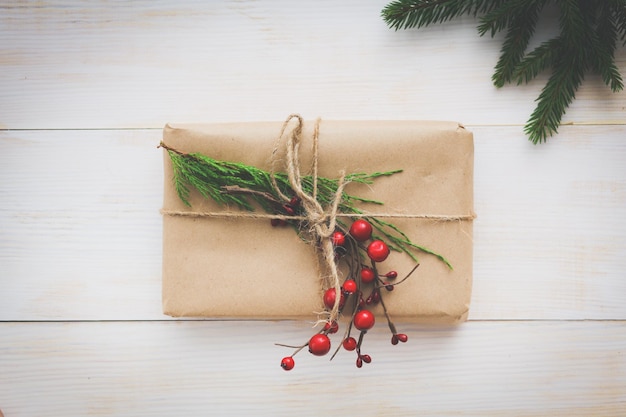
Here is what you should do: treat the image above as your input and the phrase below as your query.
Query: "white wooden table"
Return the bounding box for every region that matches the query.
[1,1,625,416]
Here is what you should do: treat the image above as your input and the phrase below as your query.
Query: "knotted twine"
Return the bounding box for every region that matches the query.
[160,115,477,324]
[269,114,348,325]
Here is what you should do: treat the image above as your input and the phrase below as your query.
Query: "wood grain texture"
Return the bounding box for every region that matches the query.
[1,125,625,321]
[0,321,625,417]
[1,1,625,415]
[0,0,624,129]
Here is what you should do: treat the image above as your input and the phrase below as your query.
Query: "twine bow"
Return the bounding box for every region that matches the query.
[270,114,348,325]
[160,115,477,324]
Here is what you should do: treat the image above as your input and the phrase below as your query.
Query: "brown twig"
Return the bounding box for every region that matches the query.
[220,185,286,209]
[158,141,186,155]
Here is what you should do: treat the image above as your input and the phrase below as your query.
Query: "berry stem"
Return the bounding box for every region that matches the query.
[377,263,420,289]
[356,330,366,354]
[221,185,286,208]
[375,280,397,335]
[275,342,309,357]
[275,326,328,358]
[278,218,421,368]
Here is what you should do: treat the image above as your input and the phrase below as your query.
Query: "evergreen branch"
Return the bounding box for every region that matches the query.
[513,38,560,85]
[477,0,541,37]
[520,0,590,143]
[368,216,453,268]
[382,0,626,143]
[482,1,545,87]
[611,1,626,45]
[559,0,587,46]
[381,0,504,30]
[524,43,587,144]
[593,4,624,92]
[161,142,452,268]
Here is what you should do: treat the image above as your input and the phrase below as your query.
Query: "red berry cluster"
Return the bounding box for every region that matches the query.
[279,218,414,371]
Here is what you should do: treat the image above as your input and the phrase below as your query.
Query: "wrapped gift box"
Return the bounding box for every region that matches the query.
[162,119,474,323]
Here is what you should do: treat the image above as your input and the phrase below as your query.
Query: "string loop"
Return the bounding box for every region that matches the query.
[270,114,347,324]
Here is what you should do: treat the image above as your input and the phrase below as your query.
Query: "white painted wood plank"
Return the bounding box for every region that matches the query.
[1,2,623,414]
[0,129,164,320]
[471,125,626,320]
[1,0,624,129]
[1,125,625,321]
[0,321,624,417]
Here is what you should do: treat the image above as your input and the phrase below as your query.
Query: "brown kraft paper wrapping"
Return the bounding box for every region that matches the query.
[161,119,474,323]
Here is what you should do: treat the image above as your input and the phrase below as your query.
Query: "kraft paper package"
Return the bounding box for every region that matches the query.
[161,118,474,323]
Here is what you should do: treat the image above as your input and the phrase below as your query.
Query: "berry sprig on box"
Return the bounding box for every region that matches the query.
[278,217,418,370]
[160,141,450,370]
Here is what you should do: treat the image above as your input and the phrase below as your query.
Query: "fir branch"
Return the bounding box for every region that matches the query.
[524,45,586,143]
[382,0,505,30]
[480,0,545,87]
[368,216,453,268]
[381,0,626,143]
[161,142,452,268]
[513,38,559,85]
[593,3,624,92]
[559,0,587,45]
[612,0,626,45]
[477,0,540,37]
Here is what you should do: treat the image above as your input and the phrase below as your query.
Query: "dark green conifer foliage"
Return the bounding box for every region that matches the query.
[160,142,452,267]
[382,0,626,143]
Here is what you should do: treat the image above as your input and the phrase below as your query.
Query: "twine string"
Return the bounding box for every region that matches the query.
[159,211,477,221]
[161,115,477,324]
[270,114,348,324]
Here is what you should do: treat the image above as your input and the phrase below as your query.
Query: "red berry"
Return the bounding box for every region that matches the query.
[397,333,408,343]
[356,357,363,368]
[360,267,375,284]
[384,282,394,291]
[342,337,357,351]
[323,288,345,310]
[353,310,376,331]
[323,320,339,334]
[367,240,390,262]
[391,335,399,345]
[289,196,300,207]
[280,356,295,371]
[331,231,346,246]
[349,219,373,242]
[271,218,287,227]
[384,271,398,279]
[283,204,295,215]
[343,279,357,294]
[366,289,380,305]
[360,354,372,364]
[308,334,331,356]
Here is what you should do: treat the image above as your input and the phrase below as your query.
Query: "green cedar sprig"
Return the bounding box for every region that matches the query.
[381,0,626,144]
[161,142,452,268]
